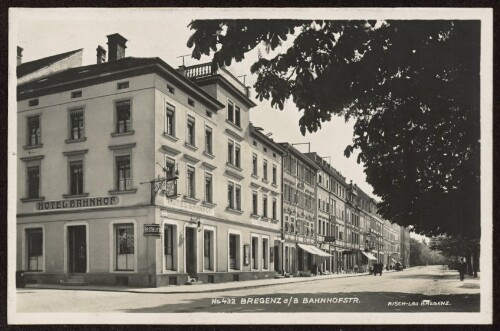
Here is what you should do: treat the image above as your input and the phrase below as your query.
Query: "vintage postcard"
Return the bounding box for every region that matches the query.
[7,7,493,325]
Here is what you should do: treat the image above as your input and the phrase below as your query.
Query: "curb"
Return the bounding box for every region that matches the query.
[24,271,387,295]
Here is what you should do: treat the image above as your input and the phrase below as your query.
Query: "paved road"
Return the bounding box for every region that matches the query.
[16,266,479,313]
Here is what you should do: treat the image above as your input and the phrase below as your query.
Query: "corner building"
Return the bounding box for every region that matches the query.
[16,34,281,287]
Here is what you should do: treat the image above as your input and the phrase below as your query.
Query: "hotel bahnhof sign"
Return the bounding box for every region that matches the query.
[35,196,120,212]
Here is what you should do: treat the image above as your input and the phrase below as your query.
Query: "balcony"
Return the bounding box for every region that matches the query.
[184,63,249,97]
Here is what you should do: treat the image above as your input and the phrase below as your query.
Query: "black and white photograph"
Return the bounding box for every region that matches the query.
[7,7,493,325]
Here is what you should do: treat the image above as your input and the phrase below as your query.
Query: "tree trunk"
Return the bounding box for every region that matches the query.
[465,253,473,276]
[472,245,479,277]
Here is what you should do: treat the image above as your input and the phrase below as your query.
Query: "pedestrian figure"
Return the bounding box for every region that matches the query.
[379,263,383,276]
[458,257,466,281]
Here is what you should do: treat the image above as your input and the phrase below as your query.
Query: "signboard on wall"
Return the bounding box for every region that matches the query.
[164,179,177,198]
[35,196,120,212]
[144,224,161,237]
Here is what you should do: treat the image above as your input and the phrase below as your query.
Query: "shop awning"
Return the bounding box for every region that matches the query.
[361,251,377,261]
[297,244,332,257]
[297,243,318,255]
[310,245,333,257]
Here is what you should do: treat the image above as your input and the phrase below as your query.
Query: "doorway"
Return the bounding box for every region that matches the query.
[185,227,197,274]
[68,225,86,273]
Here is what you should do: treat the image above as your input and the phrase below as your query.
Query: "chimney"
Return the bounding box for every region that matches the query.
[96,45,106,64]
[17,46,23,65]
[177,65,186,76]
[106,33,127,61]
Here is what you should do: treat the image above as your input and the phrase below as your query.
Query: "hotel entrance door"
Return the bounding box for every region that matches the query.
[68,225,86,273]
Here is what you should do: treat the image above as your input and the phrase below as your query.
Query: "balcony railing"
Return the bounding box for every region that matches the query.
[184,63,249,97]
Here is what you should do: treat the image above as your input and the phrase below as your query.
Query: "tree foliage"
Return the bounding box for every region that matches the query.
[187,20,480,238]
[429,235,479,258]
[410,238,446,266]
[429,235,480,276]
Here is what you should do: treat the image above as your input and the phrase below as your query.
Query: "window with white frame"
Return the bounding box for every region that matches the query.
[205,126,213,154]
[228,100,234,123]
[252,153,258,176]
[187,165,196,199]
[262,195,268,218]
[227,181,241,211]
[227,99,240,126]
[69,161,84,195]
[115,155,132,191]
[263,159,268,181]
[115,100,131,133]
[252,191,258,215]
[227,140,241,167]
[27,115,41,146]
[27,165,40,199]
[26,228,43,271]
[204,172,213,203]
[164,224,176,270]
[187,115,195,146]
[69,108,84,140]
[165,103,175,137]
[115,224,134,271]
[165,157,176,178]
[272,198,277,220]
[234,105,241,127]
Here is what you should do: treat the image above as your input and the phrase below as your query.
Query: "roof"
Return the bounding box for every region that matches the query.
[17,49,82,78]
[249,123,286,155]
[185,63,257,108]
[304,152,347,184]
[17,56,225,111]
[278,142,320,171]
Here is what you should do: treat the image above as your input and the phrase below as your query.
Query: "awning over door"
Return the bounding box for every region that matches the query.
[297,243,318,255]
[297,243,332,257]
[361,251,377,261]
[310,245,332,257]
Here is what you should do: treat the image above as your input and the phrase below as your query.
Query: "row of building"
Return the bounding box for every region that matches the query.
[16,33,410,287]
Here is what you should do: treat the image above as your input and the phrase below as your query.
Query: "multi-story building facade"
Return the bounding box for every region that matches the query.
[345,181,363,270]
[304,152,352,274]
[355,187,378,270]
[16,33,281,287]
[368,200,384,263]
[247,123,286,273]
[279,144,322,276]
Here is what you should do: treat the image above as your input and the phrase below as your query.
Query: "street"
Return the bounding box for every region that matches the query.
[16,266,479,313]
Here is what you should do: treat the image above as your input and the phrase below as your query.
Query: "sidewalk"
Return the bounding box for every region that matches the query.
[24,270,399,294]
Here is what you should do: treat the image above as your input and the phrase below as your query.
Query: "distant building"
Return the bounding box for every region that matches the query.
[304,152,349,274]
[400,226,411,268]
[279,143,320,276]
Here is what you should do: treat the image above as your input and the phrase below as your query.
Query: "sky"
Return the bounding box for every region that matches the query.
[13,8,375,198]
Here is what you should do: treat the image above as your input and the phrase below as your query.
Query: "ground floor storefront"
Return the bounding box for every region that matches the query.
[17,204,280,287]
[282,235,324,276]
